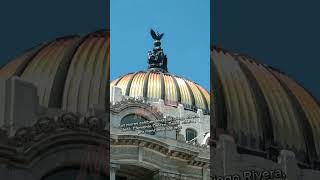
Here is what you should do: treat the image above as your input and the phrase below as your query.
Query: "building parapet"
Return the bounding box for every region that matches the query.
[211,134,320,180]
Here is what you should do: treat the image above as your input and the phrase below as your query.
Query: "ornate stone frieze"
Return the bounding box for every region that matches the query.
[111,134,209,168]
[110,97,164,118]
[0,112,109,164]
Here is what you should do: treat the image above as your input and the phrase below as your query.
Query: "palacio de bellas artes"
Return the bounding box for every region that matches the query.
[0,29,210,180]
[0,26,319,180]
[110,29,210,180]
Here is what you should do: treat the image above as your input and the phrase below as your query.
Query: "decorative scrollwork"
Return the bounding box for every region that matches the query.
[58,113,80,129]
[83,116,105,132]
[34,116,57,134]
[111,97,151,110]
[11,127,34,146]
[6,112,108,148]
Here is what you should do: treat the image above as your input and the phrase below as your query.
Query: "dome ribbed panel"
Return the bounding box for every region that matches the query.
[0,31,109,114]
[160,72,165,100]
[82,38,107,111]
[211,49,227,132]
[111,71,210,112]
[62,37,96,112]
[0,44,47,78]
[185,80,206,111]
[100,35,109,107]
[147,72,161,101]
[21,38,80,107]
[129,72,146,98]
[142,71,151,98]
[241,59,305,152]
[175,77,193,109]
[214,50,261,143]
[110,77,120,87]
[236,56,274,149]
[114,73,134,95]
[272,70,320,157]
[196,84,210,111]
[62,33,109,114]
[163,74,178,105]
[211,47,320,164]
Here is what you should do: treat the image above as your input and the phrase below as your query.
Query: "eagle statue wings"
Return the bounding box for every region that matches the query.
[150,29,164,41]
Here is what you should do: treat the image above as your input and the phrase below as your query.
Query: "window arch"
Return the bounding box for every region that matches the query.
[185,128,197,142]
[120,114,154,135]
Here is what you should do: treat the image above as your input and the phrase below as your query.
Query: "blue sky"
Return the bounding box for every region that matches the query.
[110,0,210,91]
[213,1,320,100]
[0,0,107,64]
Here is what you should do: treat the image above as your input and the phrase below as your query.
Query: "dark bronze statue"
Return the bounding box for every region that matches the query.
[150,29,164,41]
[148,29,168,72]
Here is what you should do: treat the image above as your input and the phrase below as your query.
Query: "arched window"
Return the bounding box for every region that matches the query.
[185,128,197,142]
[120,114,154,135]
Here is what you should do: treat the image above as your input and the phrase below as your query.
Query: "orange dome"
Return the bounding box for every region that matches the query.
[0,30,109,114]
[111,70,210,114]
[212,46,320,166]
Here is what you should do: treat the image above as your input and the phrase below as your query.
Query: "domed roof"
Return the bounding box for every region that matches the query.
[111,70,210,113]
[110,29,210,114]
[0,30,109,114]
[212,46,320,166]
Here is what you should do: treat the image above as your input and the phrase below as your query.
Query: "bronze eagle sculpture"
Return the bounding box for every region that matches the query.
[150,28,164,41]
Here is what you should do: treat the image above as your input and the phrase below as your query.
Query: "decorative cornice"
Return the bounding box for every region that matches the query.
[111,97,147,107]
[110,97,164,119]
[110,97,202,130]
[111,134,209,167]
[0,112,109,166]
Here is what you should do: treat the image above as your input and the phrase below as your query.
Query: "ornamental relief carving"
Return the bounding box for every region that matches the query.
[110,97,164,119]
[1,112,109,149]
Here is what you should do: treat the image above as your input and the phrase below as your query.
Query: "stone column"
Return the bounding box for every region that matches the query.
[278,150,300,180]
[178,104,184,118]
[1,77,41,136]
[202,167,209,180]
[110,163,120,180]
[197,109,203,122]
[158,99,165,113]
[211,134,239,177]
[111,86,123,105]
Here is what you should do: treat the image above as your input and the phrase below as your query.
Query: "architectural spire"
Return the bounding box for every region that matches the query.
[147,29,168,72]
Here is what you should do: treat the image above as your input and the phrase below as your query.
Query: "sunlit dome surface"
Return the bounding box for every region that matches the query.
[111,70,210,114]
[212,46,320,166]
[0,30,109,114]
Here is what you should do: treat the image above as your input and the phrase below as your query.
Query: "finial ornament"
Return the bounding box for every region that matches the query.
[148,28,168,72]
